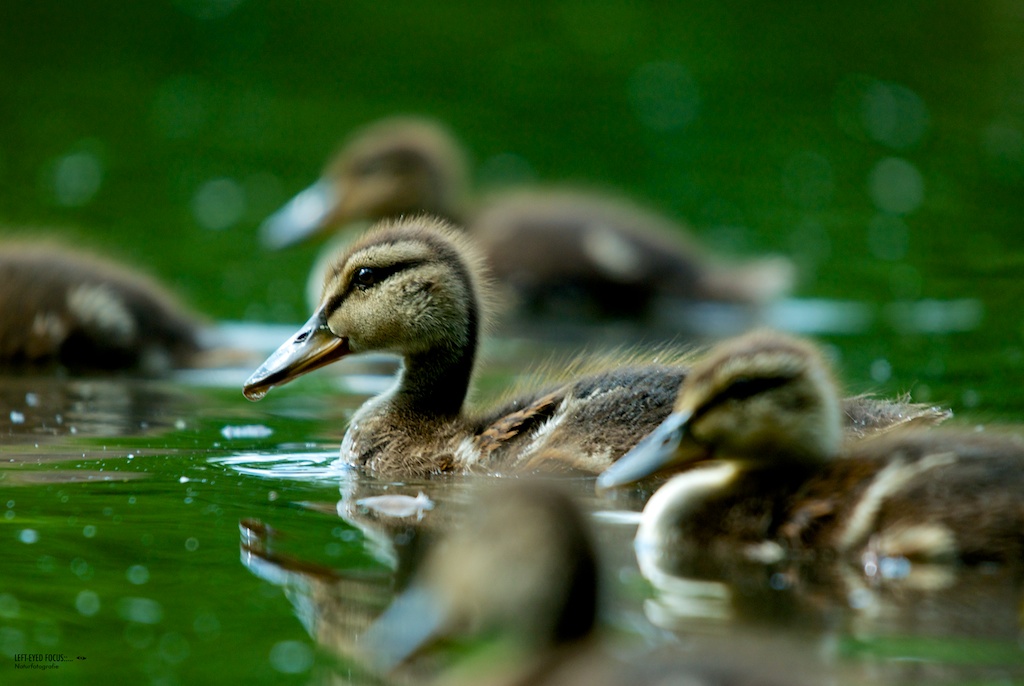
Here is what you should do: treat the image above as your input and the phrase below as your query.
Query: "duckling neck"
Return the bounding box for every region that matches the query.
[396,345,475,418]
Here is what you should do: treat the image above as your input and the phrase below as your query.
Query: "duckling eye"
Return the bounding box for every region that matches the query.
[354,267,378,288]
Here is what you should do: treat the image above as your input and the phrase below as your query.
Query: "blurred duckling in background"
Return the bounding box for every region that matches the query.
[244,217,945,479]
[597,330,1024,566]
[361,481,806,686]
[0,241,208,374]
[259,116,794,320]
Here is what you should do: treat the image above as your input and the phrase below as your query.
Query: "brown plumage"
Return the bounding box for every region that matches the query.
[259,116,794,319]
[0,241,206,373]
[244,218,946,479]
[360,481,807,686]
[599,329,1024,565]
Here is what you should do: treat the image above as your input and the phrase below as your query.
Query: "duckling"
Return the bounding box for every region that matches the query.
[0,241,207,374]
[597,329,1024,565]
[361,481,808,686]
[245,215,688,477]
[245,217,949,478]
[259,116,794,320]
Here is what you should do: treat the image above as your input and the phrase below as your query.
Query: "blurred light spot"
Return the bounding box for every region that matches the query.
[782,151,833,210]
[172,0,244,20]
[847,587,873,610]
[118,597,164,625]
[52,148,104,207]
[961,389,980,408]
[159,632,190,664]
[83,524,97,538]
[24,393,39,407]
[478,153,536,187]
[834,75,929,149]
[127,564,150,585]
[151,75,210,140]
[185,537,199,551]
[37,556,56,573]
[75,590,100,617]
[18,529,38,544]
[71,558,93,580]
[220,424,273,440]
[867,213,909,261]
[885,299,984,333]
[192,178,246,230]
[269,640,314,674]
[879,556,912,579]
[9,411,24,424]
[0,594,19,619]
[868,157,924,215]
[628,61,700,132]
[870,358,892,383]
[193,611,221,638]
[862,80,929,149]
[982,121,1024,184]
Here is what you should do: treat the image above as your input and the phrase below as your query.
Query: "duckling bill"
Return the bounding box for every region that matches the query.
[599,330,1024,565]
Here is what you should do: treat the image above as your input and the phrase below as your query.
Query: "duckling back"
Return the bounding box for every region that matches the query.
[792,426,1024,563]
[0,243,205,373]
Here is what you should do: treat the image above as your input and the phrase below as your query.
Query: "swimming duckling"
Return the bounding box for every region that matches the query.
[244,218,946,478]
[245,215,688,477]
[361,481,808,686]
[259,116,794,320]
[0,241,207,373]
[597,330,1024,565]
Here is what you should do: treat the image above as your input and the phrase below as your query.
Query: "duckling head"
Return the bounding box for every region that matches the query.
[361,481,599,673]
[260,117,469,249]
[597,330,843,489]
[244,216,489,407]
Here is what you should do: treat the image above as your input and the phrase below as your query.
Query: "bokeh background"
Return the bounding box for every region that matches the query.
[3,0,1024,409]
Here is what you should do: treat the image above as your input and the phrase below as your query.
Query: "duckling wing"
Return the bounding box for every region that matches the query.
[503,365,686,474]
[792,428,1024,563]
[841,393,951,439]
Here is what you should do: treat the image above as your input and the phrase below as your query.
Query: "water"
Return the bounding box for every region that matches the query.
[0,314,1023,684]
[3,0,1024,682]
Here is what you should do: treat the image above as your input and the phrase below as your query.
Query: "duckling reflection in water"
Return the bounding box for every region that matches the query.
[598,329,1024,566]
[362,481,806,686]
[0,241,209,374]
[243,217,947,478]
[259,116,794,320]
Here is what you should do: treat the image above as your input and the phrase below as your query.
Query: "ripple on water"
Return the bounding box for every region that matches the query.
[209,451,353,482]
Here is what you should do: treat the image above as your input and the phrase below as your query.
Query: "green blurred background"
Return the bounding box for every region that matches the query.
[3,0,1024,407]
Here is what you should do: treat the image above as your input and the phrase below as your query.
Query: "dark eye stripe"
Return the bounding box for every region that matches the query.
[322,259,422,314]
[690,375,795,422]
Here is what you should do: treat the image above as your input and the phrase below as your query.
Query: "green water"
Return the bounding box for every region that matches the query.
[3,1,1024,683]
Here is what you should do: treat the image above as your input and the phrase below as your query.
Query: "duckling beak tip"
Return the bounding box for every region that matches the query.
[241,313,350,401]
[259,179,340,249]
